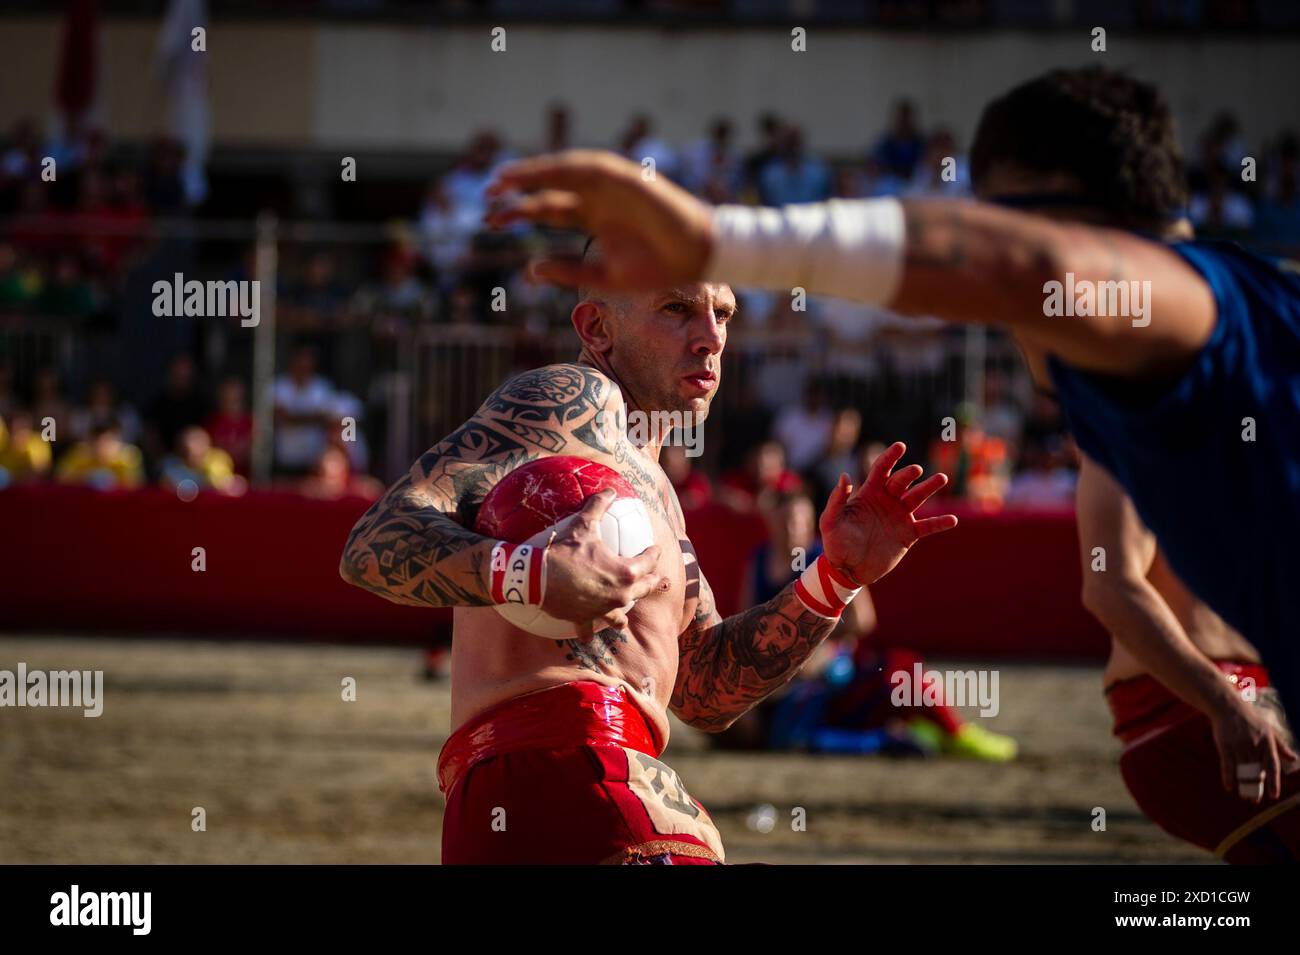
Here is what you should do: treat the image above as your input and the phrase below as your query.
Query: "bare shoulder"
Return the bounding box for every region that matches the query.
[479,362,627,456]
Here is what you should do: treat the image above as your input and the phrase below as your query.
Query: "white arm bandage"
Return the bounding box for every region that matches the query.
[704,198,906,305]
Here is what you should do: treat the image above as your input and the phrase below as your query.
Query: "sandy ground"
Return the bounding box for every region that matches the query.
[0,635,1209,864]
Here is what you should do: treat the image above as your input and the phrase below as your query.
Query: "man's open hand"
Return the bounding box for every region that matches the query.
[485,150,714,291]
[819,441,958,586]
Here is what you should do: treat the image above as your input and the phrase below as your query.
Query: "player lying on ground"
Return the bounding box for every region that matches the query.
[339,259,955,864]
[485,66,1300,717]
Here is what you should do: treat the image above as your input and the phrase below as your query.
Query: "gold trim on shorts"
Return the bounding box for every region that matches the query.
[1214,790,1300,857]
[599,839,724,865]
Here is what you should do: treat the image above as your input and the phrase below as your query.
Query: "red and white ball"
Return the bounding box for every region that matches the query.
[475,456,654,638]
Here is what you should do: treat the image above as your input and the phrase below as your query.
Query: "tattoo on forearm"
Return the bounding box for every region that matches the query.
[672,582,838,731]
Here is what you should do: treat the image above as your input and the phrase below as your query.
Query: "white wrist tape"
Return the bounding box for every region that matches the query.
[489,541,547,607]
[794,555,862,619]
[706,198,906,304]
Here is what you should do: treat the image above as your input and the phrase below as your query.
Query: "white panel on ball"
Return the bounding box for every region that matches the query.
[493,497,654,640]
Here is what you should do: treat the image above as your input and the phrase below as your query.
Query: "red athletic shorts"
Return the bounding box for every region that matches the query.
[1106,661,1300,863]
[437,681,726,864]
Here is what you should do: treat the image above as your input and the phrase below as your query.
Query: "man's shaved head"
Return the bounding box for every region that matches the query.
[570,236,734,431]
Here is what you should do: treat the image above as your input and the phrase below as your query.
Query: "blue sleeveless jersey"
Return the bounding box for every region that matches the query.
[1049,240,1300,714]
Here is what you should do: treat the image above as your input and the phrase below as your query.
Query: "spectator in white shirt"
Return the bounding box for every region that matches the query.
[773,380,834,474]
[272,345,336,476]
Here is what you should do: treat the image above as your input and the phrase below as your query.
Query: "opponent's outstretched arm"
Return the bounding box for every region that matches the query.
[487,151,1215,379]
[340,362,661,625]
[671,443,955,731]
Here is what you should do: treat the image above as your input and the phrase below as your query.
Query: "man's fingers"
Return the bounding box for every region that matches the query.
[597,609,629,632]
[529,257,605,288]
[619,544,662,581]
[821,474,850,523]
[885,463,924,497]
[1266,737,1283,801]
[901,472,949,510]
[867,441,906,489]
[488,150,622,196]
[913,514,959,539]
[485,190,586,230]
[576,488,618,525]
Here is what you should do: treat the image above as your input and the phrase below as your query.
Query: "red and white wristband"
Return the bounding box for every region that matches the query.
[488,541,547,606]
[794,555,862,619]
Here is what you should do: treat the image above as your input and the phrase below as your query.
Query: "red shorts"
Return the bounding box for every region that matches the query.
[1106,661,1300,863]
[437,681,726,864]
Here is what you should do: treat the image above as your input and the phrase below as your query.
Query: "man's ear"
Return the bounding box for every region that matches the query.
[572,300,614,354]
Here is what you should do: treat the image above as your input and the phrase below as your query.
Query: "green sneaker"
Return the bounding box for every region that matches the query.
[944,723,1018,762]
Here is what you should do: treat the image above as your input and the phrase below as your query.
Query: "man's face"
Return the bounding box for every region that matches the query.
[587,282,734,425]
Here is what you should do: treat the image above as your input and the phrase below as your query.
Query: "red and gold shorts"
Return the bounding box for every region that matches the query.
[1106,661,1300,863]
[437,681,726,865]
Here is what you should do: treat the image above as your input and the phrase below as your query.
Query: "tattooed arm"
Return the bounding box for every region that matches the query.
[671,443,957,731]
[671,572,839,732]
[339,362,631,608]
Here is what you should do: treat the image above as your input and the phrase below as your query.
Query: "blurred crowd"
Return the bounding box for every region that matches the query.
[0,346,383,500]
[1,99,1294,503]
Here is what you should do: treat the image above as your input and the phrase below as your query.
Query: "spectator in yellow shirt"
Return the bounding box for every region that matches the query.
[0,410,53,484]
[160,426,246,495]
[56,421,144,490]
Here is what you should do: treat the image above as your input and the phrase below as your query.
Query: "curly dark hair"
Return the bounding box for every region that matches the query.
[970,67,1188,229]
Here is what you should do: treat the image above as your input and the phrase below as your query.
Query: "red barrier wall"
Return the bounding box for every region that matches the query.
[0,486,1107,659]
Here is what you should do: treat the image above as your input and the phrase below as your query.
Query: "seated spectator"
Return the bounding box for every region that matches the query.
[55,420,143,489]
[273,345,335,476]
[329,390,371,475]
[144,353,209,467]
[71,378,142,446]
[758,126,831,205]
[927,402,1010,510]
[160,426,245,495]
[680,118,742,202]
[1189,163,1254,235]
[906,129,968,198]
[1257,132,1300,251]
[33,252,98,317]
[715,485,1017,761]
[418,184,474,295]
[718,439,802,511]
[835,156,906,199]
[353,245,433,320]
[0,365,14,420]
[297,443,384,501]
[0,118,41,187]
[619,114,679,182]
[872,99,925,179]
[773,380,834,474]
[0,409,52,485]
[812,407,862,504]
[31,366,71,435]
[661,443,712,511]
[0,242,40,309]
[282,251,349,320]
[1005,437,1079,508]
[204,377,254,475]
